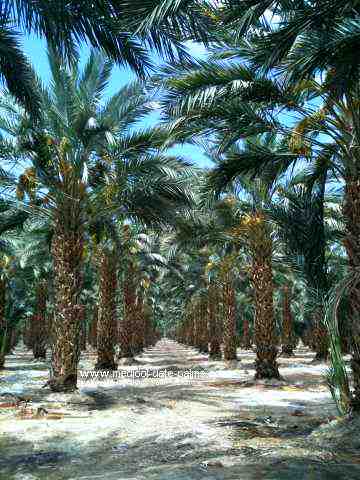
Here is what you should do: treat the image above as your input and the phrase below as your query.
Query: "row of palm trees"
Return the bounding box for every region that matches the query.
[0,50,197,391]
[0,1,360,416]
[152,0,360,413]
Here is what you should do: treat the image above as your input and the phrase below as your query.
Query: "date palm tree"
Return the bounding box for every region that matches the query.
[210,0,360,408]
[268,183,334,361]
[202,154,281,378]
[281,284,294,357]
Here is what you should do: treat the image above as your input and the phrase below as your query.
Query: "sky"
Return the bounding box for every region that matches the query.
[21,35,213,169]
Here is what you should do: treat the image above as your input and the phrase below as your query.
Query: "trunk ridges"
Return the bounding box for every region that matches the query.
[252,257,280,379]
[49,221,84,392]
[89,305,98,349]
[79,306,87,352]
[95,250,117,371]
[195,297,208,353]
[119,260,137,358]
[222,274,237,361]
[241,319,252,350]
[143,302,153,347]
[281,285,294,357]
[132,293,145,355]
[208,283,222,360]
[343,179,360,409]
[0,278,7,368]
[311,315,329,362]
[248,213,280,380]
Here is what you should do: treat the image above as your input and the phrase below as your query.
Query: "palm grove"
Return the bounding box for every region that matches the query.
[0,0,359,415]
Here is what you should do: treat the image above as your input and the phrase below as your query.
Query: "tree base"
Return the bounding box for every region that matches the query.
[47,374,78,393]
[254,359,280,380]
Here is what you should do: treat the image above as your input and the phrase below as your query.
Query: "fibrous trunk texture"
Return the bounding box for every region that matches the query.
[95,250,117,370]
[133,294,145,355]
[0,278,6,368]
[79,306,86,352]
[143,303,154,347]
[89,305,98,349]
[311,308,329,362]
[120,261,136,358]
[49,219,84,392]
[197,298,209,353]
[192,300,206,353]
[222,274,237,361]
[281,285,294,356]
[241,319,252,350]
[208,284,221,360]
[251,219,280,379]
[343,178,360,410]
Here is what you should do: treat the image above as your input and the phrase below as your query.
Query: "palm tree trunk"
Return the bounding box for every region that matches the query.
[193,304,202,350]
[143,303,153,347]
[198,298,209,353]
[252,252,280,379]
[311,308,329,361]
[119,262,136,359]
[49,219,84,392]
[23,317,32,350]
[32,280,48,360]
[208,284,221,360]
[281,285,294,357]
[186,310,195,347]
[343,177,360,410]
[95,250,117,370]
[241,319,252,350]
[133,294,145,354]
[0,278,7,368]
[79,306,87,352]
[193,299,207,353]
[89,305,98,349]
[222,274,237,361]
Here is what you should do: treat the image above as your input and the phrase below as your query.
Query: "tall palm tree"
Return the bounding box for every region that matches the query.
[0,51,196,391]
[208,0,360,407]
[237,209,279,378]
[203,161,281,378]
[268,183,334,361]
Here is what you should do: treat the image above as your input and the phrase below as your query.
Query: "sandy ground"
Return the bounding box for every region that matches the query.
[1,339,360,480]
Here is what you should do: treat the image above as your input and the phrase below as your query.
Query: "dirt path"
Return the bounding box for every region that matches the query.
[1,340,360,479]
